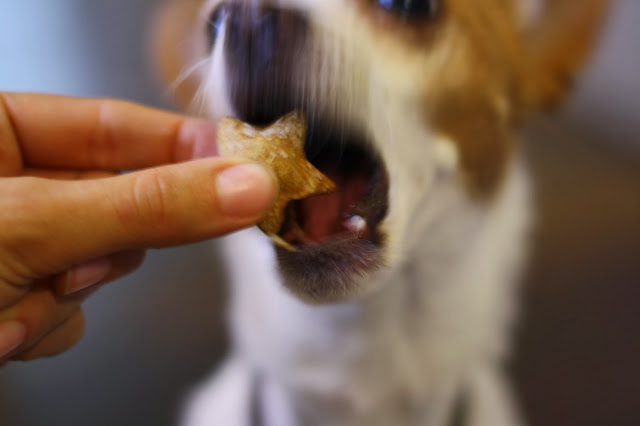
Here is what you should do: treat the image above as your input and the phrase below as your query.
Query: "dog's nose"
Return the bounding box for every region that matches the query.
[209,3,309,125]
[226,4,308,70]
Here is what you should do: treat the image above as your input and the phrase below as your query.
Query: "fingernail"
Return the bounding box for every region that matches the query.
[64,257,111,295]
[216,163,277,218]
[177,120,218,161]
[0,321,27,359]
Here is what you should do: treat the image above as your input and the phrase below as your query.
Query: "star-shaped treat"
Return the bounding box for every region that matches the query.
[217,112,336,248]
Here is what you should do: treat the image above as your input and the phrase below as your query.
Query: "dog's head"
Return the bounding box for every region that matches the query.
[153,0,609,303]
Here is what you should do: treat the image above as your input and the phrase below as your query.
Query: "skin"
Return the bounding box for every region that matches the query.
[0,93,278,363]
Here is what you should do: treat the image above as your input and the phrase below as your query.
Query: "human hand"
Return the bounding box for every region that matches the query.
[0,93,277,363]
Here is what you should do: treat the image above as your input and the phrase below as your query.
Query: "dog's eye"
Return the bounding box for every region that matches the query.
[206,5,227,50]
[375,0,439,20]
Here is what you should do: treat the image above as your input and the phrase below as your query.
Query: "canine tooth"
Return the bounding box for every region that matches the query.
[345,215,367,233]
[268,234,297,252]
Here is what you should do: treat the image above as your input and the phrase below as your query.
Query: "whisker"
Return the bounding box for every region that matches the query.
[189,82,209,117]
[166,58,211,100]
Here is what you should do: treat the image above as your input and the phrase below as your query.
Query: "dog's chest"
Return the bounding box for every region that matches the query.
[221,234,473,426]
[219,160,530,426]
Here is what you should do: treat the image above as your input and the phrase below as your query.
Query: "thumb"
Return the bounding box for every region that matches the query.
[0,158,277,281]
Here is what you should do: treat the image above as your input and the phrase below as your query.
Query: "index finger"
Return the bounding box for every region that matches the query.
[0,92,217,171]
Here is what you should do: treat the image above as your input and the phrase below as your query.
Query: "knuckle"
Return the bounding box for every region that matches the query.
[114,170,177,236]
[87,100,122,168]
[0,179,53,284]
[22,289,59,332]
[12,299,85,361]
[0,279,28,310]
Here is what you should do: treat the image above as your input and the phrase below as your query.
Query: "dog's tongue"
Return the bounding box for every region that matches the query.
[299,172,370,241]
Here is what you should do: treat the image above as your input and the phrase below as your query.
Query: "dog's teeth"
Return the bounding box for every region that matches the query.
[345,215,367,233]
[269,234,297,252]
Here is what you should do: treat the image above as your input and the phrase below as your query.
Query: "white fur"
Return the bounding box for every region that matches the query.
[185,160,530,426]
[184,1,532,425]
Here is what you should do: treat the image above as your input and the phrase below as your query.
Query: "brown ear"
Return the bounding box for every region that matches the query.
[149,0,204,109]
[520,0,612,109]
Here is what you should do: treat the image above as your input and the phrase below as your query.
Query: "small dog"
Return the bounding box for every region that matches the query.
[153,1,609,425]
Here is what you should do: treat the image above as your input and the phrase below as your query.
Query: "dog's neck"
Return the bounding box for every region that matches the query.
[222,160,529,425]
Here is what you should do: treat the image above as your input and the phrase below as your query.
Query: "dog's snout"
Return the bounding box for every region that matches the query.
[209,3,309,125]
[226,5,305,68]
[206,4,227,50]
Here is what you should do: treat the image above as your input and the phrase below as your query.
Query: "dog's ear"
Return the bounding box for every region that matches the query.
[150,0,204,109]
[515,0,612,109]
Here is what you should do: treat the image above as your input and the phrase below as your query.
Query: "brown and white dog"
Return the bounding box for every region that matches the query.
[153,1,609,425]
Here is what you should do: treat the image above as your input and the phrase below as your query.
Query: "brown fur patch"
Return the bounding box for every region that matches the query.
[429,91,514,198]
[424,1,523,198]
[353,0,609,198]
[354,0,444,45]
[520,0,612,108]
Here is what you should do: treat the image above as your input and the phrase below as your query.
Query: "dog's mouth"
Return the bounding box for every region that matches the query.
[245,112,389,249]
[281,119,388,248]
[237,108,389,299]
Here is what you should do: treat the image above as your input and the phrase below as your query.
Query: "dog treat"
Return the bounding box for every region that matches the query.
[217,112,336,249]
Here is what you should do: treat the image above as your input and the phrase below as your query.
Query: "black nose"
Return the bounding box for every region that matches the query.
[210,3,309,125]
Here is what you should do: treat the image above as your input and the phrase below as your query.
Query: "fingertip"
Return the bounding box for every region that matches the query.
[0,321,27,360]
[14,310,86,361]
[176,119,218,161]
[215,162,279,220]
[57,257,111,296]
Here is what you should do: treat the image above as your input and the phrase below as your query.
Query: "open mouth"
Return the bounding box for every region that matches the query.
[232,87,389,252]
[237,108,389,299]
[244,112,389,251]
[280,118,388,249]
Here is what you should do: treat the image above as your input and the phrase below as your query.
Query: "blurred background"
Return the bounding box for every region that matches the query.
[0,1,638,425]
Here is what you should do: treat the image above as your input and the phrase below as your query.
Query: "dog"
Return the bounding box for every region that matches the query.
[152,1,610,425]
